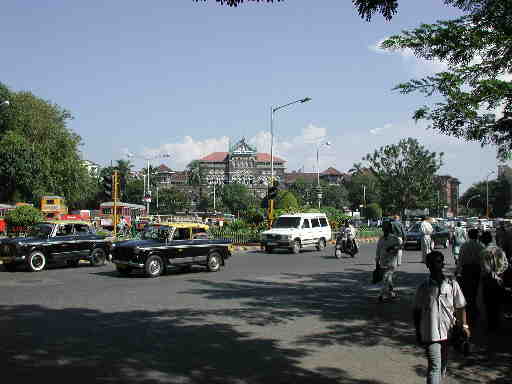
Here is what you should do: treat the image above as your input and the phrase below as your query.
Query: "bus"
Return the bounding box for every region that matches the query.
[40,195,68,219]
[99,202,146,229]
[0,203,15,235]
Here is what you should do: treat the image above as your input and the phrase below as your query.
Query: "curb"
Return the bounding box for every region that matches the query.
[231,237,380,252]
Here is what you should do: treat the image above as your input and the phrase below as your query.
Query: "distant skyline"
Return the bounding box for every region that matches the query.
[2,1,509,193]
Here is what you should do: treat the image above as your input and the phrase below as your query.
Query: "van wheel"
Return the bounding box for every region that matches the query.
[291,240,301,254]
[27,251,46,272]
[316,238,326,251]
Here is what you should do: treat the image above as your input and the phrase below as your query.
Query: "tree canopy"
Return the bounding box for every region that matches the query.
[363,138,443,214]
[0,83,95,206]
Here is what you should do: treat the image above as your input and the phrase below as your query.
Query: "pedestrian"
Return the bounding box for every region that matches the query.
[456,228,484,320]
[375,221,402,302]
[391,214,406,266]
[414,250,470,384]
[479,231,509,332]
[452,222,467,265]
[420,217,434,263]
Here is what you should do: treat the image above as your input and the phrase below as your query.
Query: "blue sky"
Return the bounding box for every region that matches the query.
[2,0,509,193]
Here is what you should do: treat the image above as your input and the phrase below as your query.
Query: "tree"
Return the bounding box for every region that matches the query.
[345,165,381,210]
[461,175,511,217]
[186,160,203,186]
[5,205,43,229]
[287,178,314,206]
[219,183,256,214]
[365,202,382,219]
[276,190,299,211]
[0,83,96,205]
[321,184,349,210]
[376,1,512,160]
[363,138,444,214]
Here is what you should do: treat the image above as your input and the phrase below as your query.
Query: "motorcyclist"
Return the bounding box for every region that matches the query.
[343,220,358,253]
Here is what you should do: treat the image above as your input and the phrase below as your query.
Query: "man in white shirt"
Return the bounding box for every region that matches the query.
[414,251,469,383]
[420,217,434,263]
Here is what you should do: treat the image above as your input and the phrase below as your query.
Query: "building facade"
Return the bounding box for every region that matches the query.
[434,175,461,217]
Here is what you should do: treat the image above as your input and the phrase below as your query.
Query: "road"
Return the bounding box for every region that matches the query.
[1,243,510,383]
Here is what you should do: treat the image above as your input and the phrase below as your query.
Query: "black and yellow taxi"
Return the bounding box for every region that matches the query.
[0,220,111,272]
[112,221,234,277]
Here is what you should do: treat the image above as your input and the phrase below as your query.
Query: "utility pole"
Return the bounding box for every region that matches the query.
[113,170,118,239]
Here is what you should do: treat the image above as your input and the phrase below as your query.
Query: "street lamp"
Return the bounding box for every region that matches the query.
[316,141,331,208]
[126,152,171,215]
[270,97,311,182]
[466,194,480,211]
[486,170,495,217]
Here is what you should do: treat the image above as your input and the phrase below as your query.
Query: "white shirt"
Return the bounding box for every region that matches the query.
[420,221,433,237]
[414,277,466,343]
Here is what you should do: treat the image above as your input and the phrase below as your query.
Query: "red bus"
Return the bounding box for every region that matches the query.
[99,202,146,229]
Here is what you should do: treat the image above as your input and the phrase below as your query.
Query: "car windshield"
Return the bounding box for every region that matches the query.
[28,223,54,238]
[272,217,301,228]
[141,225,172,241]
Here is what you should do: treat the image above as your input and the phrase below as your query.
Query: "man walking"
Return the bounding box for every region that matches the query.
[376,221,402,302]
[391,215,406,266]
[452,222,467,265]
[414,251,470,383]
[420,217,434,263]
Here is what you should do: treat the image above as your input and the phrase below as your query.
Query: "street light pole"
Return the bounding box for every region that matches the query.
[316,141,331,208]
[466,194,480,212]
[486,170,495,217]
[270,97,311,182]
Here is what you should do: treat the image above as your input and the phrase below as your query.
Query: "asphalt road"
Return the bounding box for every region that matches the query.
[1,243,510,383]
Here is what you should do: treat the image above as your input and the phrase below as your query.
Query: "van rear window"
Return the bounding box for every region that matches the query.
[319,218,328,227]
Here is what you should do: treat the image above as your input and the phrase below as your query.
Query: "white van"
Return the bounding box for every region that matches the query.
[260,213,332,254]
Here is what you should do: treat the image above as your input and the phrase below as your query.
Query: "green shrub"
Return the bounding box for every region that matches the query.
[5,205,43,228]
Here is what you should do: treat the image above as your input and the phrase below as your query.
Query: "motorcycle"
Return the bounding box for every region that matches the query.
[335,229,358,258]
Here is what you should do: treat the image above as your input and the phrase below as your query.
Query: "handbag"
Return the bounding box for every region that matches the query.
[372,263,384,284]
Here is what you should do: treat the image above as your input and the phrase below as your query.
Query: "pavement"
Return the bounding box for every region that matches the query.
[1,242,511,383]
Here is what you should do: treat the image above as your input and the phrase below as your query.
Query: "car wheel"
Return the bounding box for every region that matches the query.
[145,255,164,278]
[90,248,107,266]
[27,251,46,272]
[4,263,17,272]
[291,240,301,254]
[207,252,221,272]
[264,246,273,254]
[316,238,326,251]
[116,264,132,276]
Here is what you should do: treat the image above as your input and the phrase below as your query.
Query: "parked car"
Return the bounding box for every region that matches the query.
[111,222,232,277]
[404,222,451,250]
[0,220,111,272]
[260,213,332,254]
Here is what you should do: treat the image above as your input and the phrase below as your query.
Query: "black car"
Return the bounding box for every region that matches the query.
[404,222,451,250]
[0,220,111,272]
[112,223,233,277]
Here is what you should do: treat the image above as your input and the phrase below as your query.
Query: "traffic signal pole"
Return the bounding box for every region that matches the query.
[113,171,118,239]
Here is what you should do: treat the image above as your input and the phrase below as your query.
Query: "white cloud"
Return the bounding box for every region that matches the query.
[138,120,501,194]
[370,123,392,135]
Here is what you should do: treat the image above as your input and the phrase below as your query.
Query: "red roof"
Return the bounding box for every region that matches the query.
[200,152,285,163]
[200,152,229,162]
[157,164,173,172]
[321,167,343,176]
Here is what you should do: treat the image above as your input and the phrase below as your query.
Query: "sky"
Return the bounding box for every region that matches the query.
[2,0,510,193]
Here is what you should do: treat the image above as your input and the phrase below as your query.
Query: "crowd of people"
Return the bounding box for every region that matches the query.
[374,216,512,383]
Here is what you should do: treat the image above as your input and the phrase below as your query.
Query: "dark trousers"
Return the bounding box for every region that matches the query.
[460,265,481,317]
[482,275,505,331]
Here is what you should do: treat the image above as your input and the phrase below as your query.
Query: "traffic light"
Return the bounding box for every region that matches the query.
[102,174,113,200]
[268,185,278,200]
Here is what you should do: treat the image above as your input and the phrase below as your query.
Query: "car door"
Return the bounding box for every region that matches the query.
[49,223,76,262]
[301,218,315,246]
[310,218,322,245]
[73,223,94,258]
